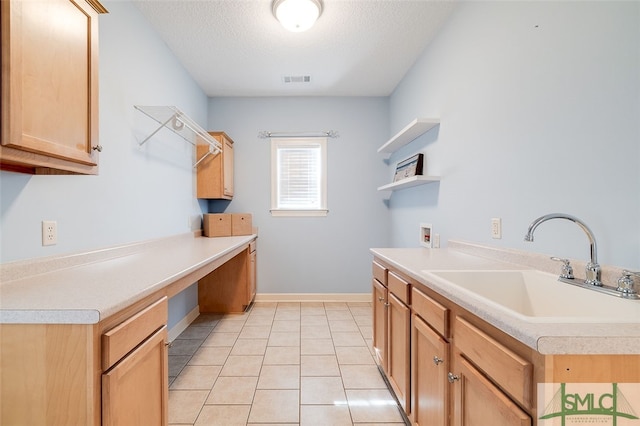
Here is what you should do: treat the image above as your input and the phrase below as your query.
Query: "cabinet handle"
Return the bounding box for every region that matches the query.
[384,302,390,307]
[165,341,172,348]
[378,296,385,302]
[447,372,460,383]
[92,145,103,152]
[433,356,444,365]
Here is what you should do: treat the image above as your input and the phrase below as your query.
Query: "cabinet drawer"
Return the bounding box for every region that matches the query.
[412,287,449,338]
[102,297,168,370]
[372,261,388,286]
[388,271,410,305]
[454,317,532,409]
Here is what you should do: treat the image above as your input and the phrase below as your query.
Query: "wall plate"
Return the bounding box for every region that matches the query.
[420,223,433,248]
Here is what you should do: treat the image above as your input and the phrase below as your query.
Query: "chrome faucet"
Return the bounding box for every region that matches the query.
[524,213,602,286]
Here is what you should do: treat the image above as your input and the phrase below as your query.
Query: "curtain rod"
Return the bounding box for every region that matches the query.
[258,130,339,139]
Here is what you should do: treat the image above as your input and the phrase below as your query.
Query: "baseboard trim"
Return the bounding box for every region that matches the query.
[168,305,200,342]
[254,293,371,303]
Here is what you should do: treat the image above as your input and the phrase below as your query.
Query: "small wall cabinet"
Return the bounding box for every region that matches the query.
[0,0,107,174]
[197,132,234,199]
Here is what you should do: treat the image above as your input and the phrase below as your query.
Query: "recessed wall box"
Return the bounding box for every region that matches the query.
[420,223,433,248]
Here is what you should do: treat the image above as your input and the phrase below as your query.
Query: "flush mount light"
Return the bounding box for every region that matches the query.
[273,0,323,32]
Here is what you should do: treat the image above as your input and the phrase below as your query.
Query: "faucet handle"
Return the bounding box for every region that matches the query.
[551,257,574,279]
[617,270,639,297]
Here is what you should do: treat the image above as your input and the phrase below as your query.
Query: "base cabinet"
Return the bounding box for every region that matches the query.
[451,355,531,426]
[372,257,640,426]
[412,314,449,426]
[0,296,168,426]
[102,327,168,426]
[387,291,411,413]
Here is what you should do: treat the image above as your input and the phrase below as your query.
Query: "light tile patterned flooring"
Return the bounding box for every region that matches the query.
[168,301,407,425]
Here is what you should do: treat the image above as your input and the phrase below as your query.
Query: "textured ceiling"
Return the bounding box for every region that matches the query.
[132,0,456,97]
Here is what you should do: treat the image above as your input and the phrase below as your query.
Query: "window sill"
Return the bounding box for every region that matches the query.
[270,209,328,217]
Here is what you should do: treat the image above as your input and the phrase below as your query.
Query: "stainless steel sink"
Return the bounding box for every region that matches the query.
[421,269,640,323]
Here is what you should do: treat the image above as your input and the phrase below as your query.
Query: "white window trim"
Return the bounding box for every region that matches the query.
[270,137,328,217]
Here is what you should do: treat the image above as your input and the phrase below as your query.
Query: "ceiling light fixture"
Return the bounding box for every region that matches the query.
[272,0,323,32]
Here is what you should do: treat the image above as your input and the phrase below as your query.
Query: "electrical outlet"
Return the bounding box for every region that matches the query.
[491,217,502,239]
[42,220,57,246]
[433,233,441,248]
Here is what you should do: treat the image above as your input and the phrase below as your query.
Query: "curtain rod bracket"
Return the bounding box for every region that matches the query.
[258,130,339,139]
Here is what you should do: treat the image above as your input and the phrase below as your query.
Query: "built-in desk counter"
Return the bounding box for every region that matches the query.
[0,232,256,324]
[0,232,256,425]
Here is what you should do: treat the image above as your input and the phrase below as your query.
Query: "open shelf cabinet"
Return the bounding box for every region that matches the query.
[377,118,439,159]
[377,175,441,192]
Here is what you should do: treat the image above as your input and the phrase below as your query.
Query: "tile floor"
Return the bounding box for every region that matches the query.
[168,301,407,425]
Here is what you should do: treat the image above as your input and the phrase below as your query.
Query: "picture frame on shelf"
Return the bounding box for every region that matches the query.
[393,153,424,182]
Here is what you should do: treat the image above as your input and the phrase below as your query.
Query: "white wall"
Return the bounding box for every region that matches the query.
[208,97,390,294]
[388,1,640,269]
[0,0,205,326]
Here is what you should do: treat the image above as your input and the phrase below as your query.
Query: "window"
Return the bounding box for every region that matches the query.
[271,137,327,216]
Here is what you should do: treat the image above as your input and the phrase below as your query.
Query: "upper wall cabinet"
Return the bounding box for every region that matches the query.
[0,0,107,175]
[378,118,441,193]
[197,132,234,200]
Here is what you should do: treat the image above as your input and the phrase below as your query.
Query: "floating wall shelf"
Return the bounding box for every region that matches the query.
[134,105,221,168]
[377,118,440,159]
[377,175,441,192]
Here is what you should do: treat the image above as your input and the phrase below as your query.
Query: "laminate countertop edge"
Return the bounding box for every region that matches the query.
[0,233,257,324]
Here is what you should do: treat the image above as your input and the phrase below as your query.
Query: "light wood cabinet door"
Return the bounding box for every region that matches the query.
[1,0,106,174]
[102,326,169,426]
[197,132,234,199]
[451,355,531,426]
[412,314,449,426]
[372,278,388,370]
[387,292,411,413]
[223,136,234,197]
[247,244,257,305]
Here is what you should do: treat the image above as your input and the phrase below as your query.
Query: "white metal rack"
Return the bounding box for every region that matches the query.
[134,105,221,168]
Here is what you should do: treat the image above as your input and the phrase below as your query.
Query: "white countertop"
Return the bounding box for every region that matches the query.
[370,245,640,355]
[0,233,256,324]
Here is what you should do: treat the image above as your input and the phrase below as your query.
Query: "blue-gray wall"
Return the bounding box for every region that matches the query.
[207,97,390,294]
[0,0,204,328]
[388,1,640,269]
[1,1,638,330]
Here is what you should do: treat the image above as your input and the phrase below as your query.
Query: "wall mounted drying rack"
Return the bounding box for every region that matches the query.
[134,105,221,168]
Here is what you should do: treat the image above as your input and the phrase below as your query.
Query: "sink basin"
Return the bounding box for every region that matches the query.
[421,269,640,323]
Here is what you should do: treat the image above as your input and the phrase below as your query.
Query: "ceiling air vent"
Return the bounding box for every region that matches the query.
[283,75,311,84]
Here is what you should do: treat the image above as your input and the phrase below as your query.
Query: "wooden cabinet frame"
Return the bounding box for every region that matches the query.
[1,0,107,174]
